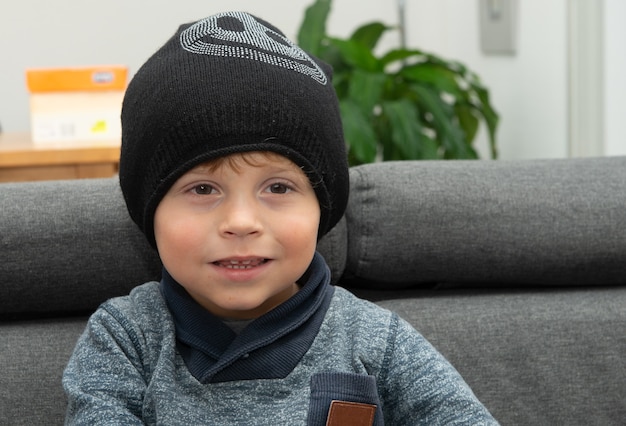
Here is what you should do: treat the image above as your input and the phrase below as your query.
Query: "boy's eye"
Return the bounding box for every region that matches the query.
[192,184,215,195]
[268,183,290,194]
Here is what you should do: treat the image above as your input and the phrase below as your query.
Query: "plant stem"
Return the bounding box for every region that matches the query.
[397,0,407,49]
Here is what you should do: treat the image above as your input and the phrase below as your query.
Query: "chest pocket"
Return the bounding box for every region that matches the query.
[307,372,384,426]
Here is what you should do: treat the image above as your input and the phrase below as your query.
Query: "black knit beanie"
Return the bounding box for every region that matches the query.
[119,11,349,248]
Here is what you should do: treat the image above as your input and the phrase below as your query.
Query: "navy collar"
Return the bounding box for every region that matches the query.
[160,251,335,383]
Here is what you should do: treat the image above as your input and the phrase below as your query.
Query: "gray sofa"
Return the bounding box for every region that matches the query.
[1,157,625,425]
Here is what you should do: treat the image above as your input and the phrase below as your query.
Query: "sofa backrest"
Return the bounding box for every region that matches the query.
[343,156,626,288]
[0,178,161,317]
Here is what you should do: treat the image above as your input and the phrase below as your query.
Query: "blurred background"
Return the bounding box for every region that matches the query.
[1,0,624,160]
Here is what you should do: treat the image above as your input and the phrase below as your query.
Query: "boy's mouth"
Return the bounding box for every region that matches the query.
[213,258,269,270]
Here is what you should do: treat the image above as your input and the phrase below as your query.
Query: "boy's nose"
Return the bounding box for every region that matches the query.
[218,197,262,238]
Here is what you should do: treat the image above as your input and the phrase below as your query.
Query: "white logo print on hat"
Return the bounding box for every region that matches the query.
[180,11,327,85]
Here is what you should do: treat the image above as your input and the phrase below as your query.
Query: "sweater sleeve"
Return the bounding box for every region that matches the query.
[378,314,499,425]
[62,303,149,425]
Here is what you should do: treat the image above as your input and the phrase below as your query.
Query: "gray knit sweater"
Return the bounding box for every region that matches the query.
[63,282,498,425]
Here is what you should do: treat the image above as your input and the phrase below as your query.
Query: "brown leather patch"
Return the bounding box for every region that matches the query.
[326,400,377,426]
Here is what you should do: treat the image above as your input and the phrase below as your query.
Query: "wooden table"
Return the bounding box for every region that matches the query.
[0,132,120,182]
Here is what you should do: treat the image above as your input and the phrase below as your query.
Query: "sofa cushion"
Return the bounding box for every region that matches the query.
[353,286,626,425]
[0,317,86,425]
[0,178,346,317]
[344,157,626,288]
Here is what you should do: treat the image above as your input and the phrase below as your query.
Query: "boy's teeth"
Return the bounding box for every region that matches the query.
[216,259,266,269]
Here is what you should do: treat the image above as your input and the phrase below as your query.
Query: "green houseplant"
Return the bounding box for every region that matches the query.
[297,0,499,165]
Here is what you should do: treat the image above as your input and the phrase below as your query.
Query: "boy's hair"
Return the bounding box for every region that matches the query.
[119,11,349,248]
[193,151,304,175]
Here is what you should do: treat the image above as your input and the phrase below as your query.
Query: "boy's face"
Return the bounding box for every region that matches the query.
[154,152,320,320]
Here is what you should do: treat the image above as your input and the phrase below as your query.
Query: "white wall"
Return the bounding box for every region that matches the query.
[604,0,626,156]
[0,0,622,159]
[403,0,569,160]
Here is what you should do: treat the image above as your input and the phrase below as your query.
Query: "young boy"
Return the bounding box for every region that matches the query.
[63,11,498,425]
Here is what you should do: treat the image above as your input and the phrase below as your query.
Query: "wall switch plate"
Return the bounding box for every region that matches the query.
[480,0,518,55]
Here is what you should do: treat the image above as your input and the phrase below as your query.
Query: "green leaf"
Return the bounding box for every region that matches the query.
[347,69,387,115]
[411,84,475,158]
[419,133,441,159]
[455,103,480,144]
[401,63,462,98]
[380,99,423,159]
[297,0,332,56]
[470,83,500,158]
[328,37,381,72]
[379,48,424,68]
[350,22,389,51]
[340,100,378,164]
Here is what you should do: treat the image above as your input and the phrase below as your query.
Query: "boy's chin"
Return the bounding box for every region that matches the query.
[207,286,300,320]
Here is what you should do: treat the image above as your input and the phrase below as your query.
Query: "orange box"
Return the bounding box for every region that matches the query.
[25,66,128,145]
[25,66,127,93]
